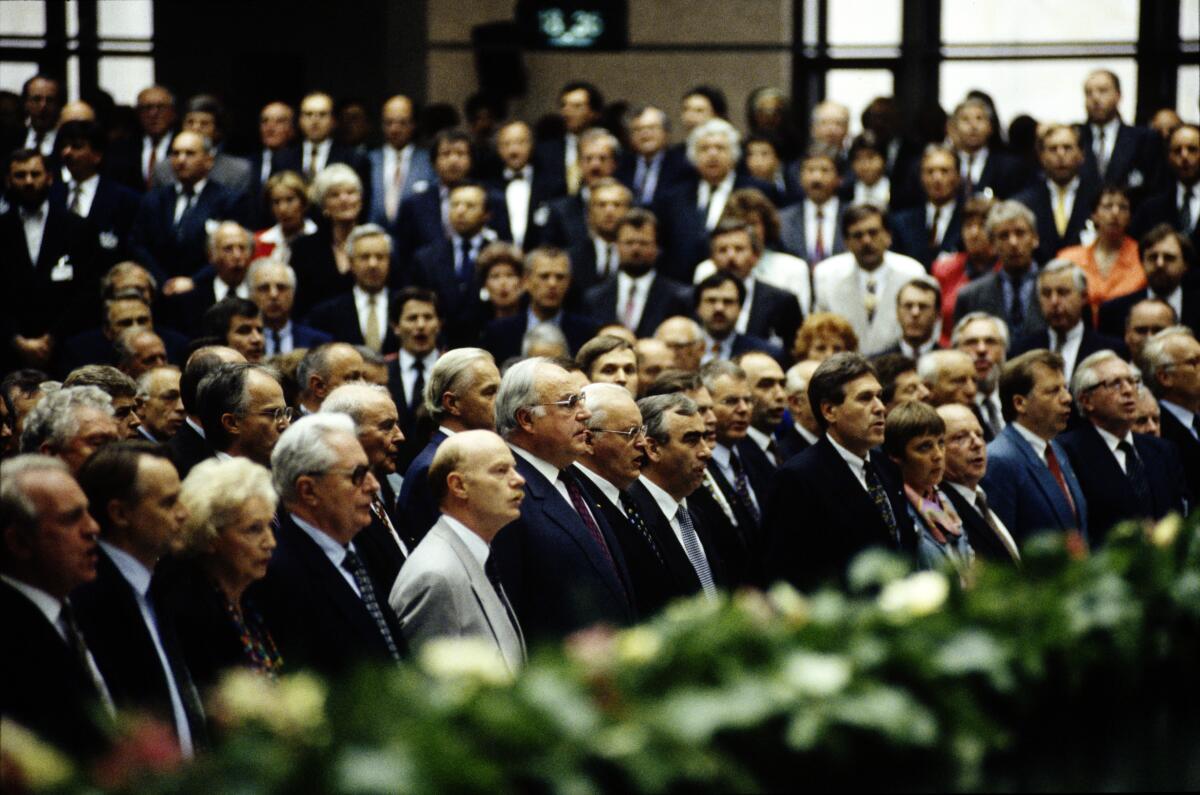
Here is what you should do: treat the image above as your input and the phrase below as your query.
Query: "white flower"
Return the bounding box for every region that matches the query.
[767,582,811,625]
[1151,513,1182,548]
[878,571,949,619]
[0,719,73,789]
[210,670,327,735]
[616,627,662,664]
[419,636,514,685]
[782,652,852,697]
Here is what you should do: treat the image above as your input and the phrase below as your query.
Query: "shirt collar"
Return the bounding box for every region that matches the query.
[575,463,623,507]
[1092,423,1134,454]
[98,540,153,597]
[20,199,48,220]
[186,416,206,439]
[944,480,980,506]
[745,426,773,454]
[1012,421,1050,459]
[437,425,458,438]
[794,422,819,444]
[0,574,63,629]
[509,443,563,488]
[180,178,207,196]
[826,433,867,479]
[1160,399,1195,428]
[441,513,490,568]
[289,512,350,567]
[638,473,684,521]
[710,441,735,471]
[399,348,438,371]
[527,306,562,329]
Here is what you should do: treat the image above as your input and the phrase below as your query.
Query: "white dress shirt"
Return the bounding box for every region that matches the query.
[944,481,1021,561]
[442,513,491,568]
[1091,118,1121,171]
[24,125,56,157]
[303,139,333,176]
[174,178,207,224]
[1048,321,1085,380]
[697,172,736,231]
[701,332,734,364]
[745,426,774,457]
[592,235,618,279]
[213,277,250,304]
[66,173,100,218]
[926,200,957,247]
[142,134,172,183]
[639,475,716,597]
[383,143,414,219]
[98,541,194,758]
[504,165,533,248]
[1012,421,1050,460]
[826,433,869,490]
[20,200,48,265]
[353,285,389,343]
[257,218,317,264]
[961,147,988,187]
[397,349,439,409]
[1093,424,1137,474]
[575,463,626,518]
[1046,176,1081,228]
[804,198,840,260]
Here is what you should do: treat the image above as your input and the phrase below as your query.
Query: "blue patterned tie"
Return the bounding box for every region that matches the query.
[729,450,761,523]
[863,461,901,545]
[676,505,717,597]
[620,491,665,566]
[342,547,401,661]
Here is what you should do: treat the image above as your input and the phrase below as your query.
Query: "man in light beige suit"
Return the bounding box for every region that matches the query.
[388,430,527,673]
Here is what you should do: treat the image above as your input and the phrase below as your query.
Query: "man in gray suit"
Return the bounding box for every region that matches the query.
[388,430,527,674]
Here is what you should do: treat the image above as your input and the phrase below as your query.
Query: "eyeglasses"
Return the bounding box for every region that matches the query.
[1085,375,1139,392]
[591,425,647,440]
[314,464,371,487]
[538,393,586,411]
[251,407,293,424]
[1165,355,1200,370]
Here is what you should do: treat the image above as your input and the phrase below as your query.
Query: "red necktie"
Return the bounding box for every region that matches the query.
[1044,445,1077,522]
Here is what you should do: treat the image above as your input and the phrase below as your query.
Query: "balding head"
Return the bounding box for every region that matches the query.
[428,430,524,541]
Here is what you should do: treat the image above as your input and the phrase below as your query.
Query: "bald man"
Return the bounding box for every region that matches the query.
[369,95,436,227]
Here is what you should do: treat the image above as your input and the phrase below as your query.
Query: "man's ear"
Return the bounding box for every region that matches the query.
[446,470,468,501]
[819,400,838,428]
[220,411,239,437]
[643,436,663,464]
[515,406,536,434]
[441,391,460,418]
[295,475,319,507]
[1011,393,1027,419]
[107,497,130,531]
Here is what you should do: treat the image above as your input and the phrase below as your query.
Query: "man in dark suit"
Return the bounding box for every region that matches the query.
[367,95,435,230]
[384,290,442,473]
[1011,259,1126,381]
[562,178,634,305]
[165,220,254,336]
[763,353,915,589]
[1013,124,1099,265]
[778,145,847,265]
[708,219,803,349]
[490,358,637,640]
[398,348,501,541]
[889,145,964,269]
[2,148,104,373]
[1098,226,1200,337]
[1130,125,1200,248]
[276,91,369,192]
[295,342,367,415]
[0,455,115,758]
[778,360,821,462]
[56,294,189,378]
[1061,351,1189,545]
[166,345,245,477]
[488,120,563,251]
[243,101,296,228]
[954,200,1047,343]
[105,84,175,192]
[1141,327,1200,501]
[584,208,692,337]
[4,74,61,164]
[982,350,1088,544]
[247,258,332,357]
[307,224,399,355]
[534,80,604,197]
[738,351,789,470]
[533,129,623,253]
[128,130,248,286]
[882,276,945,360]
[52,120,140,267]
[196,362,289,468]
[320,383,411,599]
[935,404,1022,566]
[1078,70,1163,197]
[618,105,694,207]
[695,272,785,365]
[949,97,1031,200]
[74,442,206,758]
[654,118,776,282]
[258,413,407,676]
[482,247,599,362]
[151,95,251,197]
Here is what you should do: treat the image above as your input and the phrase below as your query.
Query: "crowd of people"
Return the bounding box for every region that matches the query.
[2,68,1198,763]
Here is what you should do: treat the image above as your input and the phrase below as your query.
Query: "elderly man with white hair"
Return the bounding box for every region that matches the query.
[1139,326,1200,499]
[166,220,254,335]
[307,223,398,354]
[1010,257,1126,381]
[655,117,777,282]
[1059,350,1188,545]
[256,413,405,676]
[19,384,119,473]
[246,257,332,356]
[489,357,636,641]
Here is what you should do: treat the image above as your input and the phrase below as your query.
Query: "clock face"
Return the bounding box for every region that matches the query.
[518,1,627,51]
[538,8,605,48]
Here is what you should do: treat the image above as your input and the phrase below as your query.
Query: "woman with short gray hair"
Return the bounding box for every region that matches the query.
[289,163,365,316]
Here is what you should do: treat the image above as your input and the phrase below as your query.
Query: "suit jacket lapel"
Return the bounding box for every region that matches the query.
[284,518,388,645]
[1006,427,1075,530]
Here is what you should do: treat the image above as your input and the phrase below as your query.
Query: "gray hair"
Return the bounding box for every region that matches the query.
[1140,325,1197,397]
[985,200,1036,238]
[495,357,551,439]
[917,349,973,386]
[343,223,393,259]
[113,327,162,369]
[247,256,296,289]
[63,365,137,399]
[1037,257,1089,295]
[309,163,362,208]
[581,382,635,429]
[206,220,252,257]
[425,347,494,421]
[271,412,357,503]
[1070,350,1131,410]
[320,382,392,431]
[297,343,354,397]
[0,454,70,535]
[637,393,698,445]
[686,118,741,165]
[951,311,1010,349]
[521,323,568,357]
[179,457,278,554]
[20,386,113,453]
[784,362,815,395]
[578,127,621,158]
[699,360,746,394]
[136,366,180,400]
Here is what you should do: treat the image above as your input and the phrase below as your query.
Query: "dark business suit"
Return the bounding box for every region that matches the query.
[564,235,623,308]
[243,148,286,228]
[953,270,1047,343]
[710,333,787,367]
[616,148,694,206]
[161,267,238,337]
[482,310,599,363]
[255,512,406,677]
[1158,405,1200,503]
[490,456,636,641]
[152,151,252,197]
[1013,177,1100,265]
[165,420,214,478]
[763,436,915,590]
[305,291,399,353]
[49,175,140,267]
[1010,326,1127,364]
[129,181,248,281]
[395,183,511,266]
[981,424,1088,544]
[777,198,847,264]
[940,484,1020,567]
[287,227,355,319]
[534,193,590,251]
[888,202,964,269]
[1130,185,1200,250]
[1077,122,1162,196]
[72,549,207,750]
[629,478,728,610]
[397,430,450,545]
[386,357,438,475]
[584,271,693,337]
[775,424,815,465]
[276,141,370,199]
[410,235,490,346]
[55,324,190,378]
[0,581,113,758]
[959,148,1032,199]
[483,165,563,250]
[1096,285,1200,338]
[105,134,172,192]
[704,457,764,587]
[744,279,804,348]
[1060,424,1188,546]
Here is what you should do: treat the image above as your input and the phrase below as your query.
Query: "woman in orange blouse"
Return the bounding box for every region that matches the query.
[1058,186,1145,322]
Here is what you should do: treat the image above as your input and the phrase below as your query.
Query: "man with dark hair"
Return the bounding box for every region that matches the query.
[63,365,142,440]
[1077,69,1163,195]
[1013,124,1099,264]
[1131,125,1199,248]
[882,277,943,359]
[533,129,623,257]
[706,218,803,349]
[617,105,691,207]
[485,120,561,250]
[10,74,61,158]
[876,352,930,413]
[947,97,1031,201]
[576,335,639,396]
[150,94,251,195]
[73,441,205,759]
[763,352,914,589]
[384,288,443,471]
[308,224,400,354]
[1098,225,1200,336]
[694,271,783,364]
[778,145,847,264]
[1,148,103,371]
[778,360,821,461]
[165,345,245,476]
[51,119,140,265]
[297,342,367,416]
[585,209,692,337]
[196,362,290,466]
[888,145,964,268]
[202,296,265,362]
[737,351,789,468]
[535,80,605,196]
[982,349,1088,544]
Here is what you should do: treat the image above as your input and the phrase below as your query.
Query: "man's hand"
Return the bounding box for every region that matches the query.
[163,276,195,296]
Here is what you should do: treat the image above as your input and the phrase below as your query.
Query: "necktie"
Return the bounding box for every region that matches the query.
[270,328,283,356]
[1095,127,1108,177]
[1182,187,1195,233]
[484,555,525,657]
[622,281,639,330]
[364,293,382,352]
[863,461,901,545]
[702,470,738,526]
[69,182,83,215]
[619,491,665,566]
[676,505,717,597]
[1043,444,1078,522]
[1008,273,1025,330]
[371,494,409,557]
[410,359,425,414]
[560,471,625,595]
[964,153,975,197]
[728,451,761,523]
[633,158,647,201]
[1053,185,1069,237]
[974,489,1020,563]
[813,207,826,263]
[307,142,319,181]
[864,275,879,324]
[767,438,782,468]
[1117,440,1152,513]
[146,139,158,188]
[260,149,272,185]
[60,599,116,717]
[929,205,942,248]
[341,547,401,661]
[176,186,195,230]
[386,155,405,223]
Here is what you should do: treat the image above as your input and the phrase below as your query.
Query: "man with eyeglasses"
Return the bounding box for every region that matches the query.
[195,363,290,468]
[1140,326,1200,499]
[259,413,407,676]
[490,358,636,640]
[1060,351,1188,545]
